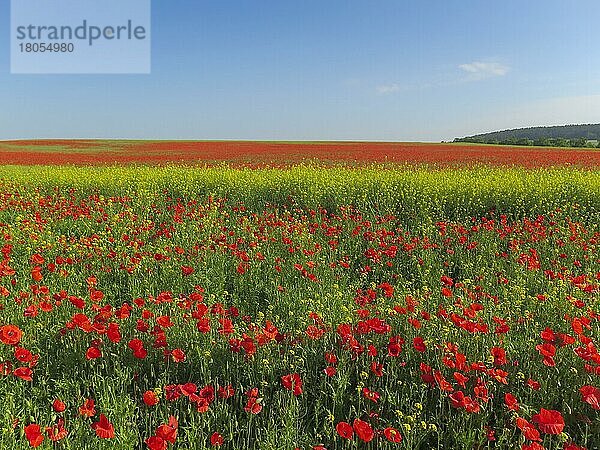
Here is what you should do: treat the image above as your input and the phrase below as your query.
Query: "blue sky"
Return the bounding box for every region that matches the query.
[1,0,600,141]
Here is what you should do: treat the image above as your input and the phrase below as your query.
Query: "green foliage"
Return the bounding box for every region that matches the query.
[454,124,600,148]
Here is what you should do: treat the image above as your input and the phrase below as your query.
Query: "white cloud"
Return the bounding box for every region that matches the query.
[376,83,401,95]
[459,61,510,80]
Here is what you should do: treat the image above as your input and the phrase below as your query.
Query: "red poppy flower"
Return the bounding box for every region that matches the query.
[79,398,96,417]
[281,373,303,396]
[195,397,210,413]
[441,275,454,286]
[244,397,262,414]
[107,323,121,343]
[491,347,507,366]
[453,372,468,388]
[45,418,67,442]
[145,435,167,450]
[522,443,545,450]
[143,390,159,406]
[154,334,168,350]
[32,267,43,282]
[30,253,44,265]
[324,366,337,376]
[91,414,115,439]
[171,348,186,363]
[129,338,143,350]
[155,416,178,444]
[217,385,235,399]
[516,417,541,442]
[180,383,197,397]
[580,385,600,410]
[433,370,454,392]
[336,422,353,439]
[13,367,33,381]
[181,265,194,276]
[128,339,148,359]
[324,352,337,364]
[195,317,210,333]
[504,393,520,411]
[86,347,102,360]
[24,423,44,447]
[210,432,224,446]
[464,396,481,414]
[218,318,235,335]
[14,347,33,363]
[0,325,22,346]
[89,289,103,301]
[199,385,215,403]
[413,337,426,352]
[136,319,149,332]
[540,327,556,342]
[450,391,467,409]
[67,294,85,309]
[52,399,66,413]
[384,427,402,443]
[236,262,248,274]
[306,325,325,340]
[408,317,421,329]
[352,419,374,443]
[489,368,509,385]
[378,282,394,297]
[371,361,384,377]
[535,343,556,367]
[532,408,564,435]
[474,383,489,403]
[362,387,380,403]
[157,316,174,328]
[387,342,402,357]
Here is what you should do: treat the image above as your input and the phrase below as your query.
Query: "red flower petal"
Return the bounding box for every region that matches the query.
[335,422,353,439]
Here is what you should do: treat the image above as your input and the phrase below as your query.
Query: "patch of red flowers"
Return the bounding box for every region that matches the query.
[146,416,178,450]
[531,408,565,435]
[0,324,22,346]
[91,414,115,439]
[281,373,303,396]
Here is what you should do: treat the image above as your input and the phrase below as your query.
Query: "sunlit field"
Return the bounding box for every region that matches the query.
[0,165,598,449]
[1,140,600,167]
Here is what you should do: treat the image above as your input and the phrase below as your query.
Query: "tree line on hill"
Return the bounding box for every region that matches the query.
[454,124,600,148]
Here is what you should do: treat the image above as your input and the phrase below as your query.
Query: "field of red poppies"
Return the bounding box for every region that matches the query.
[1,139,600,167]
[0,164,598,449]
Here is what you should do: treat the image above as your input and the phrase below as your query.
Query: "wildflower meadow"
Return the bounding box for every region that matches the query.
[0,165,598,449]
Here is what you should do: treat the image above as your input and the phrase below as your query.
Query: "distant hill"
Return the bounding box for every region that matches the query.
[454,124,600,148]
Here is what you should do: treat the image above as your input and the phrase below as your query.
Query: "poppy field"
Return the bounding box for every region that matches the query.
[0,165,599,449]
[1,139,600,167]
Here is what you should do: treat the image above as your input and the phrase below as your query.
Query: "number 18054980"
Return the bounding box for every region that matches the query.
[19,43,74,53]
